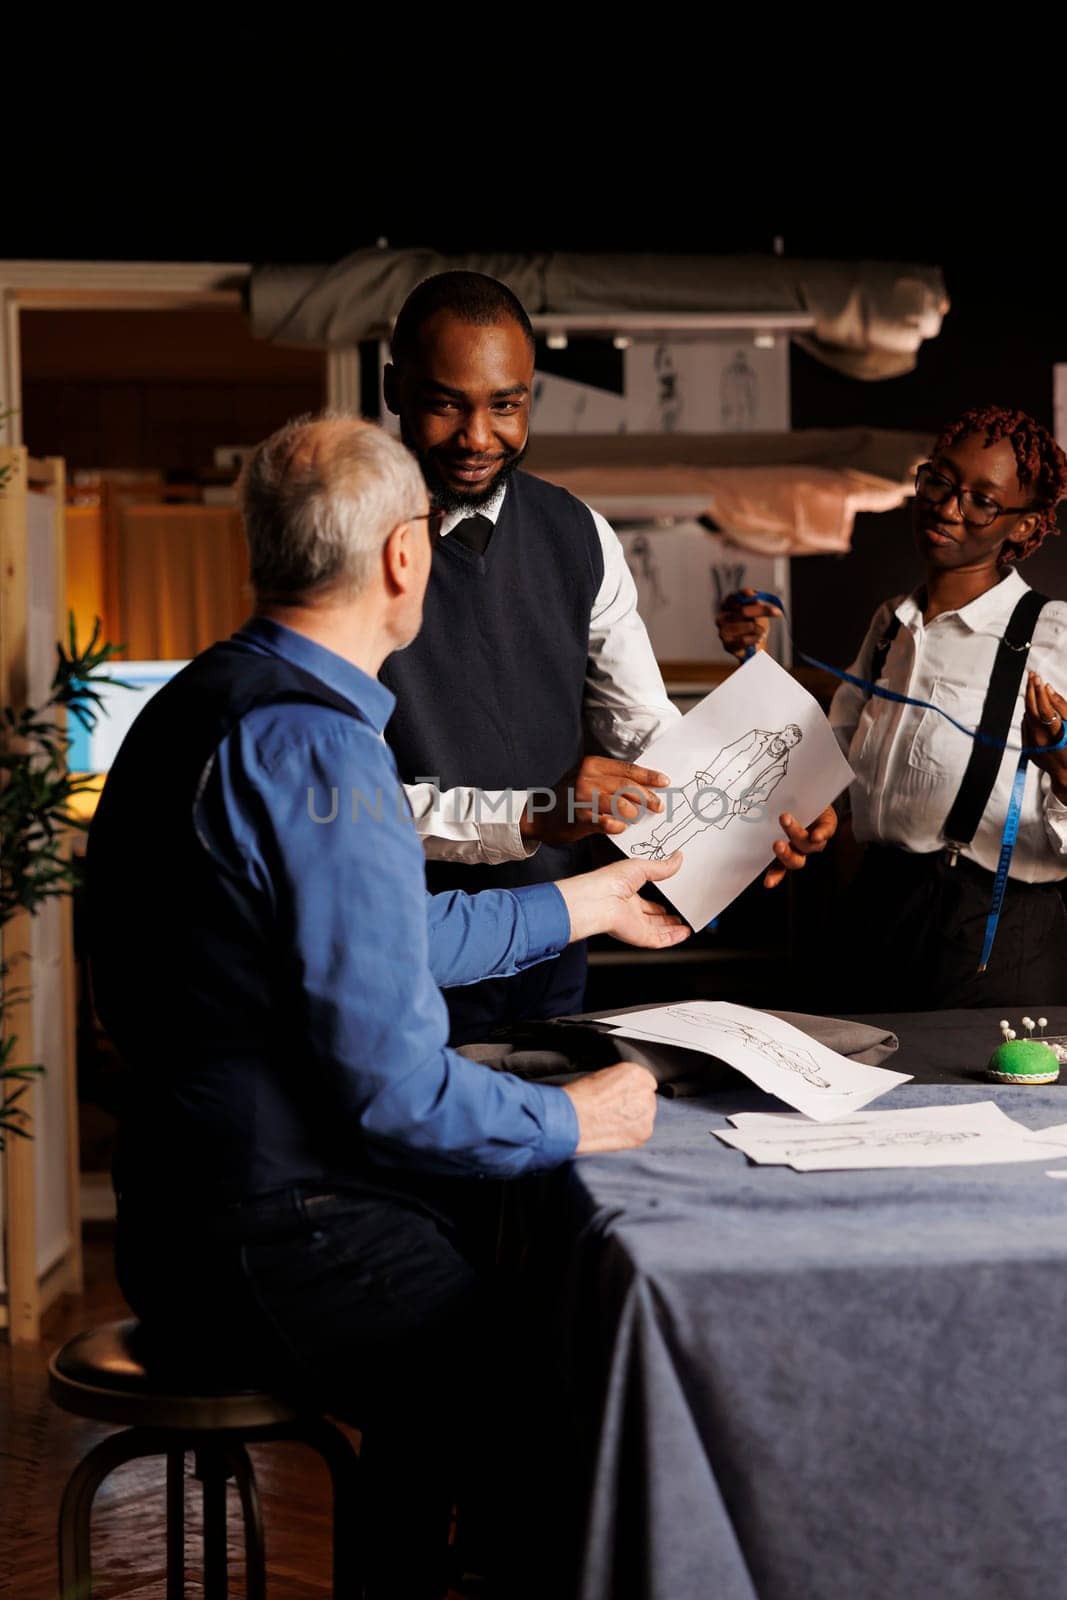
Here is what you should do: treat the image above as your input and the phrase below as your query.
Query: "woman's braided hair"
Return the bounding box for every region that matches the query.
[934,405,1067,564]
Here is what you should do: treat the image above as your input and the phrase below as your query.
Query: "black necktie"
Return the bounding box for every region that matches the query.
[450,514,493,555]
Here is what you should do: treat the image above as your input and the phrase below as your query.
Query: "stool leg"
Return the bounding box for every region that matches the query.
[58,1428,165,1600]
[282,1418,362,1599]
[166,1449,185,1600]
[219,1443,266,1600]
[196,1447,230,1600]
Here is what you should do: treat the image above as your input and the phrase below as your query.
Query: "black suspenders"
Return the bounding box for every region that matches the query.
[868,613,902,684]
[862,589,1049,863]
[941,588,1049,861]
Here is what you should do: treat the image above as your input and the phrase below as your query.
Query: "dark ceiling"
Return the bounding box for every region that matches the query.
[7,198,1066,434]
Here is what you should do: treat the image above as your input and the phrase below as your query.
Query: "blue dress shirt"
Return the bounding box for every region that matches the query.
[193,618,579,1178]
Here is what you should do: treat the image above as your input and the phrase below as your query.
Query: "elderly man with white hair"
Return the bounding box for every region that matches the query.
[87,413,688,1599]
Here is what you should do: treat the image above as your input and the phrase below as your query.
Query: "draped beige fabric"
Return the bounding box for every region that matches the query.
[524,428,933,555]
[249,251,948,380]
[117,505,250,659]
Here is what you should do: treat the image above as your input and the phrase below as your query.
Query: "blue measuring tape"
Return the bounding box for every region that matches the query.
[729,590,1067,973]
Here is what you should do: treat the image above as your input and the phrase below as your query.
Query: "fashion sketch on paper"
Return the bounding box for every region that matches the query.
[631,725,802,859]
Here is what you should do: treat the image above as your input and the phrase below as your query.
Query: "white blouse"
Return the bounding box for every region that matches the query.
[829,569,1067,882]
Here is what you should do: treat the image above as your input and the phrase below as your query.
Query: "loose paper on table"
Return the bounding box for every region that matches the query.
[600,1000,911,1120]
[713,1101,1067,1170]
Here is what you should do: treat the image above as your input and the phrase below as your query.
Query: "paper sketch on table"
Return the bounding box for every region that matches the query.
[615,651,854,931]
[713,1099,1067,1169]
[727,1102,1017,1136]
[631,726,802,857]
[665,1008,829,1086]
[719,1128,982,1159]
[1027,1122,1067,1146]
[599,1000,910,1121]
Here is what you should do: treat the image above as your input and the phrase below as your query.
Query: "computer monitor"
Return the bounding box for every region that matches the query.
[67,661,188,773]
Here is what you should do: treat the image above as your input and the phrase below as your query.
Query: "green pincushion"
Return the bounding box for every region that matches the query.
[986,1040,1060,1084]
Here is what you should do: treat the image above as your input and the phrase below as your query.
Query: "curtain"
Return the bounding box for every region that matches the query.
[117,505,250,659]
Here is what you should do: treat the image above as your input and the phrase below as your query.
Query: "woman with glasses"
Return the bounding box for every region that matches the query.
[717,405,1067,1009]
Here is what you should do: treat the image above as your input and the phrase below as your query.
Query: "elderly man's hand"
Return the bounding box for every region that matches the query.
[762,806,838,888]
[555,852,691,947]
[520,754,670,846]
[564,1062,658,1153]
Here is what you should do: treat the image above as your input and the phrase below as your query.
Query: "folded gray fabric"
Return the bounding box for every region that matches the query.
[459,1008,899,1098]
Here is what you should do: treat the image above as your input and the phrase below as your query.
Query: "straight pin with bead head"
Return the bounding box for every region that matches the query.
[1039,1017,1049,1038]
[1022,1016,1035,1039]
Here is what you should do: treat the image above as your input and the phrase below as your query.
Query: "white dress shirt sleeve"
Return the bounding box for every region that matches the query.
[405,780,536,866]
[583,507,682,760]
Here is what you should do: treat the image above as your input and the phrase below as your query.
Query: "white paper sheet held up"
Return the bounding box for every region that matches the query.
[614,652,854,929]
[711,1101,1067,1170]
[600,1000,910,1120]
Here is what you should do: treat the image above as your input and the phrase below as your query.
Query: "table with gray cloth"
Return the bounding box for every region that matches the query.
[487,1007,1067,1600]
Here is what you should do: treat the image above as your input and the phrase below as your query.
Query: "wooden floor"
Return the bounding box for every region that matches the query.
[0,1226,440,1600]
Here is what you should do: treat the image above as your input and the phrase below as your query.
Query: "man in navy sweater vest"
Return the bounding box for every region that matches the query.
[381,271,834,1041]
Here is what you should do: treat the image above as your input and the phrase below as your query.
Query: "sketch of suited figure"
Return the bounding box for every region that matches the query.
[665,1012,832,1088]
[773,1129,980,1158]
[631,725,802,860]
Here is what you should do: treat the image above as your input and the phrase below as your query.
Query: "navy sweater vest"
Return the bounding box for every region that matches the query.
[381,470,604,899]
[88,642,367,1208]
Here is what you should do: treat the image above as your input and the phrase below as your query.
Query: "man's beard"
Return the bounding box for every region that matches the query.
[402,428,529,514]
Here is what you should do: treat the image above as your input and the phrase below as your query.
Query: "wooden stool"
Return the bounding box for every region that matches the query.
[49,1319,361,1598]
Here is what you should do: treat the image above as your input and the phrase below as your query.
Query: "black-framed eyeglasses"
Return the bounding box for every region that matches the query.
[914,462,1033,530]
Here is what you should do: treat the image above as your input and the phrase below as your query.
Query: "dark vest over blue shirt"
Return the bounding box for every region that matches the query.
[88,642,369,1210]
[381,470,605,1039]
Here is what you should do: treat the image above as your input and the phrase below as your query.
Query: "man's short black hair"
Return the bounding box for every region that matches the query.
[390,270,535,366]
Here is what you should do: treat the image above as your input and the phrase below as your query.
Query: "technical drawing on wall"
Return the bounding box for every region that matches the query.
[624,533,668,613]
[711,563,747,617]
[630,725,802,858]
[720,349,760,430]
[653,342,682,432]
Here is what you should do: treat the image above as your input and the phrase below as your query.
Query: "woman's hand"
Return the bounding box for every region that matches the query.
[716,587,782,664]
[1023,672,1067,802]
[763,806,838,889]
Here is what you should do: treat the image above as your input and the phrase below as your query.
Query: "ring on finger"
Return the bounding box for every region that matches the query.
[1040,713,1062,726]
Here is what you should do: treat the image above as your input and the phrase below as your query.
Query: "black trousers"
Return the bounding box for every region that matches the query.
[117,1176,506,1599]
[835,844,1067,1012]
